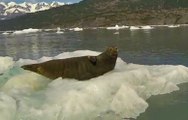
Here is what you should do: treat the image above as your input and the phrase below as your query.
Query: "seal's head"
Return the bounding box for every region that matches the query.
[105,46,118,58]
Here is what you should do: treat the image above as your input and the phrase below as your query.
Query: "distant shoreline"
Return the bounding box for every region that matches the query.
[1,6,188,31]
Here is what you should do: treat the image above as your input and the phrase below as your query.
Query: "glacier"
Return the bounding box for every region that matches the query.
[0,50,188,120]
[0,1,65,19]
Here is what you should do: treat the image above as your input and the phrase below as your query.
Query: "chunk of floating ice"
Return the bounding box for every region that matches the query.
[130,26,141,30]
[57,27,61,31]
[2,32,10,35]
[56,27,64,34]
[0,50,188,120]
[107,25,129,30]
[73,27,83,31]
[130,26,153,30]
[141,26,154,29]
[13,28,41,34]
[168,25,180,28]
[113,31,119,34]
[56,31,64,34]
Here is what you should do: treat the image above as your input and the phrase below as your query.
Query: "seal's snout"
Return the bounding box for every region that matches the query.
[113,47,118,55]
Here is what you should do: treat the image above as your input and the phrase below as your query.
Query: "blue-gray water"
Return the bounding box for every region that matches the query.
[1,27,188,66]
[0,26,188,120]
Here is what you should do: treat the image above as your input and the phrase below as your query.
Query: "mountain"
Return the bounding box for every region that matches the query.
[0,1,65,20]
[1,0,188,30]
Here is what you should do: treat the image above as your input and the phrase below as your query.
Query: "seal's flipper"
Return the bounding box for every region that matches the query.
[88,56,97,65]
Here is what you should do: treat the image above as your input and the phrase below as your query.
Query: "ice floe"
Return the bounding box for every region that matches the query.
[113,31,119,34]
[130,26,154,30]
[106,25,129,30]
[168,25,180,28]
[12,28,41,34]
[2,32,10,35]
[0,50,188,120]
[56,27,64,34]
[71,27,83,31]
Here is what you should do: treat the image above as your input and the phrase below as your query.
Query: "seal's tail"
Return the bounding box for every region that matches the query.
[21,64,39,73]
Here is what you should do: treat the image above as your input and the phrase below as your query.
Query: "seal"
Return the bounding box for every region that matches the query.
[21,47,118,80]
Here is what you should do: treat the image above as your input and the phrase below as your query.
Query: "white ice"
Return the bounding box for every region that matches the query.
[106,25,129,30]
[0,50,188,120]
[114,31,119,35]
[130,26,153,30]
[0,57,14,74]
[2,32,10,35]
[56,27,64,34]
[69,27,83,31]
[12,28,41,35]
[168,25,180,28]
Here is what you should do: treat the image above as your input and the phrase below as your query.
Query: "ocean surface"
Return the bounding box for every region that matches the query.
[0,26,188,120]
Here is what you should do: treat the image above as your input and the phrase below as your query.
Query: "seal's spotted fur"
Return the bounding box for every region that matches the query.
[21,47,118,80]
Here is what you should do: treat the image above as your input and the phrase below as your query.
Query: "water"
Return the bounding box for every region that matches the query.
[0,26,188,120]
[1,27,188,66]
[137,83,188,120]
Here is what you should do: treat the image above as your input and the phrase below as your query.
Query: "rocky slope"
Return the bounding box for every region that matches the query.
[1,0,188,30]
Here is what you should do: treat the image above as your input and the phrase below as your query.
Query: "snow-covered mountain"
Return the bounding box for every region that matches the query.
[0,1,65,20]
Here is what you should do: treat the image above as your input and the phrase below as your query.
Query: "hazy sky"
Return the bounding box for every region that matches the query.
[0,0,82,3]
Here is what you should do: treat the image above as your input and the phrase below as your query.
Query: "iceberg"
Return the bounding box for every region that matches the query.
[130,26,141,30]
[113,31,119,34]
[141,26,154,29]
[56,27,64,34]
[2,32,10,35]
[56,31,64,34]
[168,25,180,28]
[130,26,153,30]
[73,27,83,31]
[0,50,188,120]
[107,25,129,30]
[13,28,41,34]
